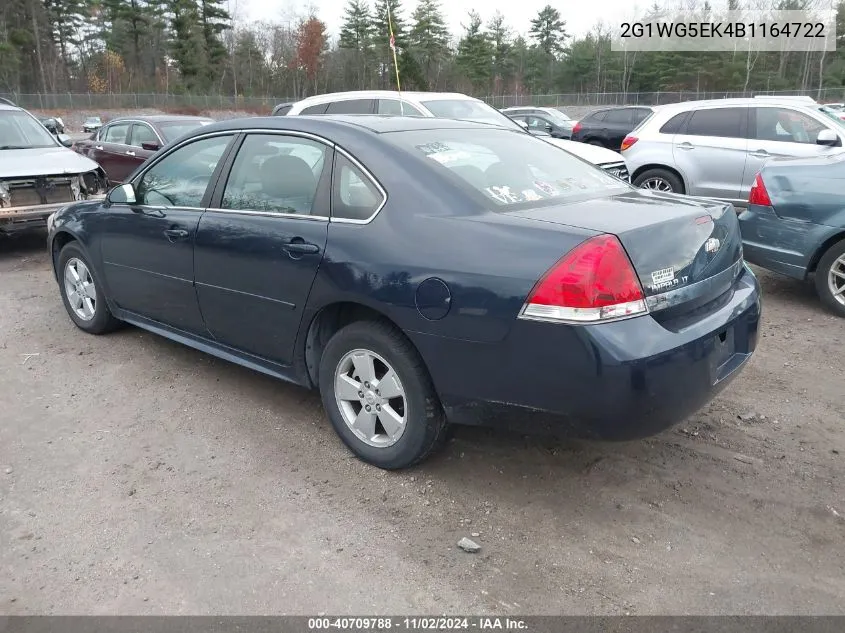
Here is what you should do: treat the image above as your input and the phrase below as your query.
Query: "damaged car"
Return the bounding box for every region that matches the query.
[1,102,106,234]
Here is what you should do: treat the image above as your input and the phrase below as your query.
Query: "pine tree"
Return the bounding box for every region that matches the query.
[487,11,513,94]
[338,0,374,88]
[529,4,567,92]
[167,0,207,91]
[198,0,231,88]
[409,0,449,89]
[371,0,407,89]
[455,11,492,93]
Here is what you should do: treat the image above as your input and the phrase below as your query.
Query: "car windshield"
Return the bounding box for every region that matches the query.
[421,99,524,131]
[0,110,58,149]
[158,120,213,143]
[817,107,845,129]
[388,128,628,209]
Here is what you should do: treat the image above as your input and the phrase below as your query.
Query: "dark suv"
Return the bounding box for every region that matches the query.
[571,106,653,150]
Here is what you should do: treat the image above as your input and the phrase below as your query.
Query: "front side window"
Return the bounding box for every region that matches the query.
[603,109,633,125]
[685,107,745,138]
[103,123,130,144]
[754,107,829,144]
[222,134,328,215]
[0,110,58,149]
[388,128,627,209]
[527,116,551,130]
[136,135,233,208]
[332,154,384,221]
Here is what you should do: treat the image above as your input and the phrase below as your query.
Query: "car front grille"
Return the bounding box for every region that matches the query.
[601,162,630,182]
[4,177,76,208]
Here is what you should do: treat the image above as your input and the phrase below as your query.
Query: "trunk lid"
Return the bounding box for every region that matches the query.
[506,189,743,314]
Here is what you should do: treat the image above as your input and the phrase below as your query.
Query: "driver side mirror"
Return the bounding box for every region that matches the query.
[108,183,136,205]
[141,141,161,151]
[57,134,73,147]
[544,124,554,133]
[816,128,840,147]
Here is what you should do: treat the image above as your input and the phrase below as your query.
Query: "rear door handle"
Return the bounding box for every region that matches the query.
[282,238,320,255]
[749,149,770,158]
[163,228,189,241]
[126,150,136,156]
[677,142,694,150]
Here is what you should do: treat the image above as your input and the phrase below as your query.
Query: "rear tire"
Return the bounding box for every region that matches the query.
[633,168,685,194]
[318,320,448,470]
[58,242,122,334]
[814,239,845,318]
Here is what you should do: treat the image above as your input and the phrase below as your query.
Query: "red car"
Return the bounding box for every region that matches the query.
[74,115,214,184]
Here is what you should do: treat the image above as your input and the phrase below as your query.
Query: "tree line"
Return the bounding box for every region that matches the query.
[1,0,844,101]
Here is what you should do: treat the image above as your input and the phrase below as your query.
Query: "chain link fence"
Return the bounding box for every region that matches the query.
[4,89,845,113]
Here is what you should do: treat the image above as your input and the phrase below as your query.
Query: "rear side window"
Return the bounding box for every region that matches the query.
[377,99,425,116]
[586,110,608,122]
[659,112,690,134]
[685,108,745,138]
[325,99,375,114]
[603,109,633,125]
[632,109,652,125]
[273,104,293,116]
[332,154,384,221]
[301,104,329,115]
[103,123,130,144]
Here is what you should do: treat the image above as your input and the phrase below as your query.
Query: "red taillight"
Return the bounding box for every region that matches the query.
[748,172,772,206]
[620,136,638,152]
[521,234,648,323]
[572,121,582,135]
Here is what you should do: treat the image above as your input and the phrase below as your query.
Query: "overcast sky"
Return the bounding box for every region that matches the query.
[235,0,648,43]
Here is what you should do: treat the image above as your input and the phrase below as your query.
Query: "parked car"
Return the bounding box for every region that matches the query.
[501,106,575,138]
[570,106,654,150]
[279,91,630,180]
[0,102,105,234]
[739,152,845,316]
[271,102,295,116]
[621,97,845,208]
[0,97,15,106]
[74,115,214,184]
[82,116,103,133]
[46,115,760,469]
[38,116,65,135]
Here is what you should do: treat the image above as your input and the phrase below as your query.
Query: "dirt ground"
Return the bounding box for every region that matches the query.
[0,231,843,616]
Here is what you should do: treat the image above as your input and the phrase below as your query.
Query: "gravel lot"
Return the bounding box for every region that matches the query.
[1,231,844,615]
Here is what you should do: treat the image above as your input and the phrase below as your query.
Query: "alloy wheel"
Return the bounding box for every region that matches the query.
[64,257,97,321]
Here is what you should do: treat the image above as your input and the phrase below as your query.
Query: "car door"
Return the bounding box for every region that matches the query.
[193,132,333,365]
[526,115,555,136]
[671,106,749,202]
[97,122,138,183]
[97,133,237,334]
[741,105,843,200]
[127,122,161,170]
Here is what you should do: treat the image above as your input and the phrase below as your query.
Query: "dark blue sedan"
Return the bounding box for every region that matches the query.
[740,152,845,317]
[47,115,761,469]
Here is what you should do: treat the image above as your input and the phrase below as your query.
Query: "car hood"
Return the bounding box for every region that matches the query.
[0,147,100,178]
[544,137,623,165]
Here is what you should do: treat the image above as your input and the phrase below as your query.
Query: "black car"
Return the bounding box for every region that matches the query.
[571,106,653,150]
[47,115,760,469]
[39,116,65,135]
[502,107,574,139]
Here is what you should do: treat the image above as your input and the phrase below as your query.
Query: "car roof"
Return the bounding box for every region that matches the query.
[652,97,819,113]
[292,90,481,107]
[191,114,518,139]
[0,103,22,112]
[108,114,212,123]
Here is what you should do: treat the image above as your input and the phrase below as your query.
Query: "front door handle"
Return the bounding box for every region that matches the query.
[94,145,103,151]
[163,228,189,242]
[677,142,694,150]
[282,238,320,256]
[749,149,770,158]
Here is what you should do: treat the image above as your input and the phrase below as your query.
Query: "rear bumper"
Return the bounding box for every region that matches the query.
[413,265,761,440]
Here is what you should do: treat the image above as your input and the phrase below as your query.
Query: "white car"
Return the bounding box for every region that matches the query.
[281,91,629,180]
[0,102,106,234]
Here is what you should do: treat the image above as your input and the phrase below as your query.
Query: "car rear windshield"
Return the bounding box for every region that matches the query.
[387,128,628,208]
[0,110,58,149]
[421,99,524,131]
[158,120,213,143]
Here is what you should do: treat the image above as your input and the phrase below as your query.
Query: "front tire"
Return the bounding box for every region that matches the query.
[633,168,685,194]
[318,320,447,470]
[814,239,845,318]
[58,242,122,334]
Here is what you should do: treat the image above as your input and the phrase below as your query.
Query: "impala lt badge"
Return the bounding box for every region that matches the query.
[705,237,721,254]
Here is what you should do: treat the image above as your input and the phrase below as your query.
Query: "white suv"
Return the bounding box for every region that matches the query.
[622,96,845,206]
[280,91,630,180]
